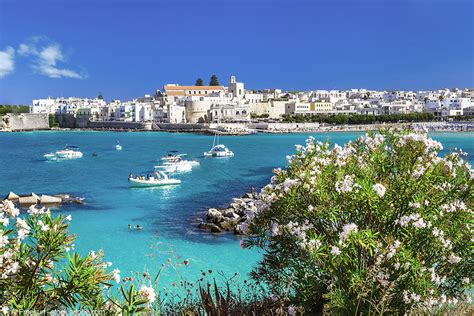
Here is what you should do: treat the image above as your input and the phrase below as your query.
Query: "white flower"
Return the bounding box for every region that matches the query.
[339,223,358,244]
[408,202,421,209]
[335,175,357,193]
[462,277,470,284]
[89,251,96,259]
[412,165,426,179]
[16,218,28,230]
[17,228,29,240]
[0,215,9,227]
[387,240,401,259]
[1,306,9,314]
[307,239,322,251]
[412,218,426,229]
[448,254,461,264]
[372,183,386,198]
[37,220,50,232]
[0,235,9,248]
[288,305,296,316]
[138,285,156,303]
[9,261,19,274]
[3,200,20,218]
[271,223,280,237]
[112,269,121,283]
[331,246,341,256]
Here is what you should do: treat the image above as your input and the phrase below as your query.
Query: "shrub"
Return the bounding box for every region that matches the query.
[0,202,113,313]
[243,128,473,314]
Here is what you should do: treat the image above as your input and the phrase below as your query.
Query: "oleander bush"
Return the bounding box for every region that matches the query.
[0,202,113,313]
[243,128,473,314]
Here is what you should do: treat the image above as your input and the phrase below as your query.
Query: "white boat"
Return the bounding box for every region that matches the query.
[157,151,200,172]
[161,151,185,162]
[128,171,181,187]
[161,152,200,165]
[204,144,234,157]
[44,146,83,160]
[115,142,122,151]
[155,161,193,173]
[204,128,234,158]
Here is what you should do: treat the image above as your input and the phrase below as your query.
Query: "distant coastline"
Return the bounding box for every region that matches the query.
[1,113,473,134]
[5,123,474,135]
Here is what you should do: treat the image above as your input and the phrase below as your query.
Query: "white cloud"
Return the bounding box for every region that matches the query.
[18,39,85,79]
[0,47,15,78]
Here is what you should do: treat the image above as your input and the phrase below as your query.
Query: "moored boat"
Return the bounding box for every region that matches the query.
[204,126,234,158]
[128,170,181,187]
[204,144,234,157]
[157,151,200,172]
[44,146,83,160]
[155,161,193,173]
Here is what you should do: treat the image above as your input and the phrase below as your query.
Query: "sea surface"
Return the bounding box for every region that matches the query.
[0,131,472,289]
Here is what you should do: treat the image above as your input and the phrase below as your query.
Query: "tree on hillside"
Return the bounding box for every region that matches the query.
[195,78,204,86]
[209,75,219,86]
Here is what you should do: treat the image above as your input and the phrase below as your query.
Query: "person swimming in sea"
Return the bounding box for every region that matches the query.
[128,224,132,230]
[136,225,142,230]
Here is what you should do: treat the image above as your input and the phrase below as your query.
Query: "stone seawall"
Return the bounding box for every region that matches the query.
[55,114,152,130]
[88,121,152,130]
[154,123,208,131]
[1,113,49,131]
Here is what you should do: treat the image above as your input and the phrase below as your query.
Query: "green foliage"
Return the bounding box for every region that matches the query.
[209,75,220,86]
[282,112,437,124]
[49,114,59,127]
[250,113,270,119]
[244,129,473,314]
[0,105,29,116]
[195,78,204,86]
[0,203,112,312]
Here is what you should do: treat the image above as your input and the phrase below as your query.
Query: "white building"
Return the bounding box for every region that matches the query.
[228,75,244,99]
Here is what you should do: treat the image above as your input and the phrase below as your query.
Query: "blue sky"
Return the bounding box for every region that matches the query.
[0,0,473,104]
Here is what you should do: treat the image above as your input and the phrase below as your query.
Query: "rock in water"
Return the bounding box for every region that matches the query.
[5,192,20,200]
[40,195,62,204]
[197,222,223,233]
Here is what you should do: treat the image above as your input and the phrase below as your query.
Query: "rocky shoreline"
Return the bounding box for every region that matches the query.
[197,191,259,234]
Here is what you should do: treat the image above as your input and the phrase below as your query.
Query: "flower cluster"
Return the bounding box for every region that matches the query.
[1,201,115,312]
[138,284,156,304]
[335,174,360,194]
[244,129,473,314]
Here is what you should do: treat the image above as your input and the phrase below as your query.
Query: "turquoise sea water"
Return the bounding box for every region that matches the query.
[0,131,472,288]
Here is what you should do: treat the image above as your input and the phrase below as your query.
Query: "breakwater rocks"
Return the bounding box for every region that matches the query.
[198,191,260,234]
[4,191,84,207]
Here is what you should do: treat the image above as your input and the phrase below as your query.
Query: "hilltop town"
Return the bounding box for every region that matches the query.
[2,75,473,132]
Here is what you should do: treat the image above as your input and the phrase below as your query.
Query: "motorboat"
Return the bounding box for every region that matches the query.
[204,126,234,158]
[155,161,193,173]
[157,151,200,172]
[160,151,200,166]
[204,144,234,158]
[115,142,122,151]
[161,150,183,162]
[44,146,83,160]
[128,170,181,187]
